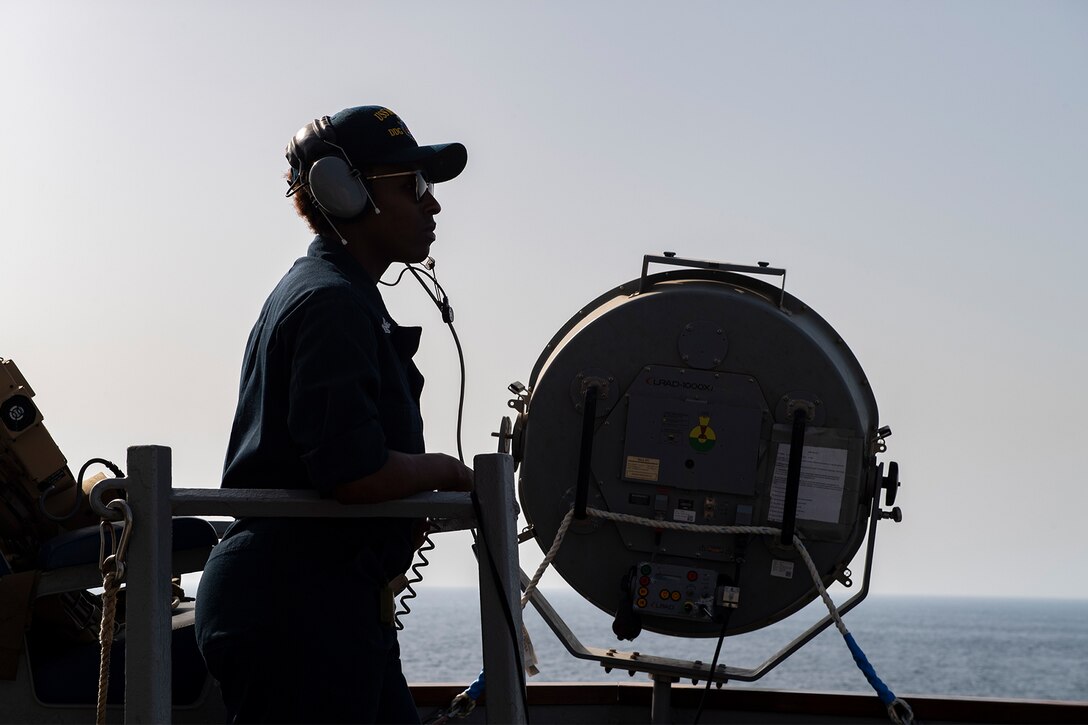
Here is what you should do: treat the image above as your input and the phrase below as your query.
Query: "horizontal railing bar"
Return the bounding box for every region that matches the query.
[169,488,475,519]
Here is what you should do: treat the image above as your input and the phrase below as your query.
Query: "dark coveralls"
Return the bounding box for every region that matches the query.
[195,235,425,723]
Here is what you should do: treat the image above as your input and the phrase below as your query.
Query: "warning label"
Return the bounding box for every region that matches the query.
[624,456,661,482]
[688,415,717,452]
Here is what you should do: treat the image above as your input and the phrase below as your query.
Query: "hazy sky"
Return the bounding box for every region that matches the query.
[4,2,1086,602]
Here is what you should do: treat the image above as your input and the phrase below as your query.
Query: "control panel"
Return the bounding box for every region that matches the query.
[629,561,738,622]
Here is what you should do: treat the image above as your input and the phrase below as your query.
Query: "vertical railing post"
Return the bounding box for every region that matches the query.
[651,675,677,724]
[123,445,173,724]
[474,452,526,724]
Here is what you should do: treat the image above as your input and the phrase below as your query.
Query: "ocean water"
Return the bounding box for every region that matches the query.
[397,587,1088,702]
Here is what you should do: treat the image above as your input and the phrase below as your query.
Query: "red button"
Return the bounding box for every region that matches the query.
[687,571,698,581]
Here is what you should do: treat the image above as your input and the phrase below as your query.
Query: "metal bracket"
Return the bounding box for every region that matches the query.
[507,380,529,414]
[577,376,610,401]
[874,425,892,454]
[784,398,817,422]
[521,487,881,685]
[639,253,788,308]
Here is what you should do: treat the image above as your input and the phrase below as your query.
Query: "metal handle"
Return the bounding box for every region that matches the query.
[639,254,788,308]
[573,384,600,520]
[780,407,808,546]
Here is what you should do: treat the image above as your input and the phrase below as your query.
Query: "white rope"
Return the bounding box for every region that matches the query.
[520,508,575,607]
[586,508,781,536]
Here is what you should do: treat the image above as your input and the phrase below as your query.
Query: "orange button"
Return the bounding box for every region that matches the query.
[671,591,681,601]
[638,587,648,597]
[637,598,647,608]
[659,589,669,600]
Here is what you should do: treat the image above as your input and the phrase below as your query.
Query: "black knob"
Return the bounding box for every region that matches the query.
[883,461,900,506]
[879,507,903,523]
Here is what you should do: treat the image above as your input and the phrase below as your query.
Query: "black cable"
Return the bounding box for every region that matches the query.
[389,261,527,721]
[391,260,469,629]
[693,536,749,725]
[39,457,124,522]
[692,606,734,725]
[445,322,467,464]
[470,489,531,724]
[393,531,435,630]
[405,263,466,463]
[415,263,527,718]
[377,265,415,288]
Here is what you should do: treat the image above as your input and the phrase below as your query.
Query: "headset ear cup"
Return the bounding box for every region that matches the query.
[308,156,369,218]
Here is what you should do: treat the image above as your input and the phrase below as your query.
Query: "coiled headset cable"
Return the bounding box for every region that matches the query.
[381,258,467,628]
[392,260,531,720]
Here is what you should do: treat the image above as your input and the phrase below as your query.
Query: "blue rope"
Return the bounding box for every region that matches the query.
[441,670,486,721]
[465,669,486,701]
[844,633,896,706]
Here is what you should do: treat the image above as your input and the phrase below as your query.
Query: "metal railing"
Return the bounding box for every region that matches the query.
[89,445,525,725]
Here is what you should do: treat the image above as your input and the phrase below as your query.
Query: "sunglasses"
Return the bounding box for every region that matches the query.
[365,170,434,201]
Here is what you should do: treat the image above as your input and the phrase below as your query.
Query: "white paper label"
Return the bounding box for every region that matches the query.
[673,509,696,523]
[768,444,848,524]
[770,560,795,579]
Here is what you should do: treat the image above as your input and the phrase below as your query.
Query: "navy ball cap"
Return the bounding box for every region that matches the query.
[327,105,467,183]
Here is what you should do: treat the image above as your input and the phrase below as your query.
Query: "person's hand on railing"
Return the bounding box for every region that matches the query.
[436,454,474,494]
[332,450,473,504]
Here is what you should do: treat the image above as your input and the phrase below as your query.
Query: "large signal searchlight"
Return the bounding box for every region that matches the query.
[507,254,904,699]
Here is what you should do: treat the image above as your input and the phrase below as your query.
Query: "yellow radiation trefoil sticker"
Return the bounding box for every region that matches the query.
[689,415,717,452]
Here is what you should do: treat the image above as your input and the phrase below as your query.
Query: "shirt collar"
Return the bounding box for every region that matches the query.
[306,237,423,361]
[307,234,380,291]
